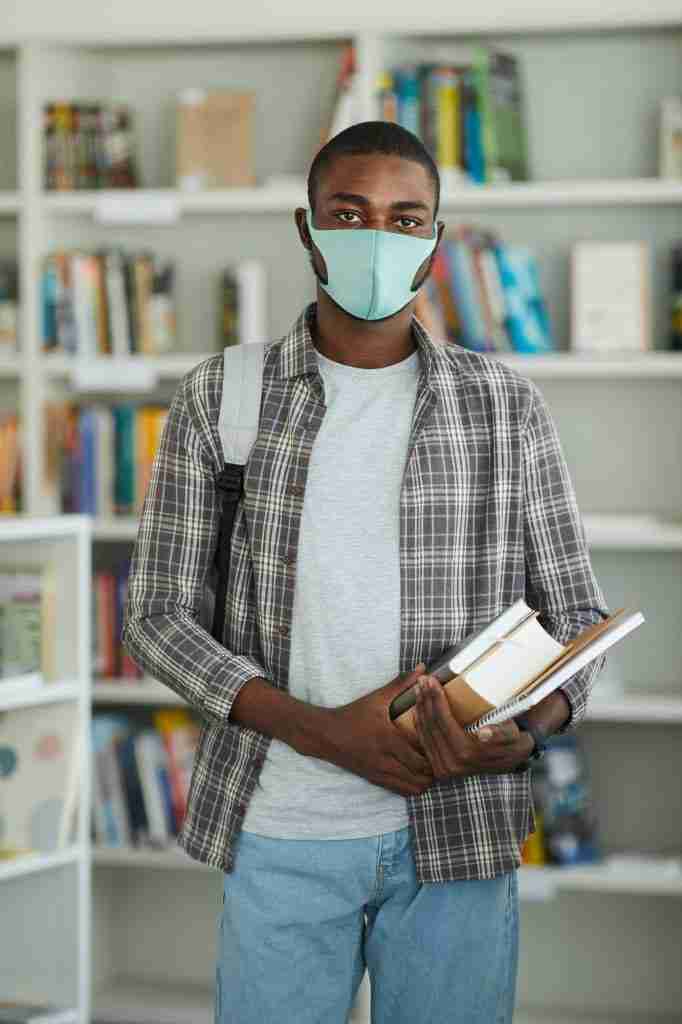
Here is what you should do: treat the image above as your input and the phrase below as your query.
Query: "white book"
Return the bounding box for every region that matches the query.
[465,609,645,731]
[236,260,267,345]
[571,241,651,353]
[105,248,133,357]
[71,252,99,357]
[659,96,682,179]
[134,730,171,846]
[94,405,114,519]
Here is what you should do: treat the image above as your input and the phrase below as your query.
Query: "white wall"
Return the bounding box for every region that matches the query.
[4,0,682,40]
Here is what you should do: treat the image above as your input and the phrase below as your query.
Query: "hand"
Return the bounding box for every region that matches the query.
[320,663,437,798]
[412,674,535,781]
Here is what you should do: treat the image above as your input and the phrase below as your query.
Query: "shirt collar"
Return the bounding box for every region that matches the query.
[276,302,442,386]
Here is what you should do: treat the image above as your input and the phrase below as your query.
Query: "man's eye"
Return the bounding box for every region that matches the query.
[336,211,361,223]
[397,217,419,229]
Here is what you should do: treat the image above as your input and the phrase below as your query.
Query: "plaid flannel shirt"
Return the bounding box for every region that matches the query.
[123,303,609,882]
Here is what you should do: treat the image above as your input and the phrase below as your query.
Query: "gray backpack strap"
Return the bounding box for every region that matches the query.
[218,340,268,465]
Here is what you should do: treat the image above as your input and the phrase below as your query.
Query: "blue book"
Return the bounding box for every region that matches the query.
[494,244,554,353]
[91,714,132,846]
[462,68,485,184]
[394,65,421,137]
[117,729,149,846]
[444,238,489,352]
[78,408,97,515]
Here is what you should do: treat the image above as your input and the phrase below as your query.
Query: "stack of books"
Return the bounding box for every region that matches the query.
[418,226,554,354]
[379,47,528,185]
[44,401,168,517]
[43,101,139,190]
[92,709,200,849]
[42,247,176,357]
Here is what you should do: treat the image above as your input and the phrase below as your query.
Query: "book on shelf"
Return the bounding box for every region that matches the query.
[415,225,553,353]
[671,242,682,352]
[389,598,645,745]
[42,247,177,357]
[218,259,268,347]
[522,731,601,867]
[0,261,18,353]
[659,96,682,180]
[0,411,21,514]
[176,88,255,190]
[44,401,168,517]
[571,241,651,354]
[380,46,528,186]
[44,100,139,191]
[91,708,200,849]
[93,564,143,680]
[0,700,80,857]
[0,566,58,688]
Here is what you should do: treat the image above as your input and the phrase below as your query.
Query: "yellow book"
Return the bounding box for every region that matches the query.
[436,68,460,170]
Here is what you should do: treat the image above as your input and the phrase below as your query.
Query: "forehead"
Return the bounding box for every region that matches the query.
[315,152,436,211]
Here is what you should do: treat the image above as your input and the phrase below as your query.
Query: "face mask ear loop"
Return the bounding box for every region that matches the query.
[366,230,378,319]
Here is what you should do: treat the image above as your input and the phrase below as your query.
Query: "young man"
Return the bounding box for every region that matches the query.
[123,121,609,1023]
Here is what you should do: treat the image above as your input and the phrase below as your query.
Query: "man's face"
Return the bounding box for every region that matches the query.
[296,152,443,294]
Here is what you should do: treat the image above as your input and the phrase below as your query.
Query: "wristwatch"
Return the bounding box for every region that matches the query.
[513,713,547,770]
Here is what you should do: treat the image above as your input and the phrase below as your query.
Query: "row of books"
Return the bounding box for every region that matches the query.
[44,101,139,191]
[0,261,19,352]
[92,709,200,848]
[42,248,176,356]
[45,402,168,517]
[417,226,554,353]
[379,48,528,185]
[93,565,142,680]
[0,411,21,514]
[521,733,601,867]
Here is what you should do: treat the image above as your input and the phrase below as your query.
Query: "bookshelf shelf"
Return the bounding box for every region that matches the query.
[93,678,186,704]
[0,678,81,712]
[92,978,214,1024]
[518,860,682,898]
[42,352,214,381]
[0,189,20,215]
[93,845,210,870]
[585,690,682,722]
[0,353,20,376]
[0,845,83,884]
[38,178,682,216]
[488,350,682,379]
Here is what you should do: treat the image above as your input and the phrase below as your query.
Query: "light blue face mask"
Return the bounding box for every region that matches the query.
[305,209,438,321]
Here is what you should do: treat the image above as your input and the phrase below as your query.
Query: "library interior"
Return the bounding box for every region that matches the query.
[1,1,681,1022]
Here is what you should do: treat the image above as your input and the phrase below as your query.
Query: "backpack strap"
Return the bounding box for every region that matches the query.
[211,341,267,642]
[217,341,268,464]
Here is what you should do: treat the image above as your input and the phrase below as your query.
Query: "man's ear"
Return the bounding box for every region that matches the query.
[295,207,312,252]
[411,220,446,292]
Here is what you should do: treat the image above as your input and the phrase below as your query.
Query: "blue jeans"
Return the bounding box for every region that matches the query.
[214,824,519,1023]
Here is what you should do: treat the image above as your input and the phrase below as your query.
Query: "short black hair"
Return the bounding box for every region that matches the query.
[307,120,440,218]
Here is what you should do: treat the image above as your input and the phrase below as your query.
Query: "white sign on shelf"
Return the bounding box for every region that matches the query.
[94,194,180,225]
[70,360,159,393]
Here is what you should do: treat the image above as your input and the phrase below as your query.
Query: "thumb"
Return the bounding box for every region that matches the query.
[390,662,427,691]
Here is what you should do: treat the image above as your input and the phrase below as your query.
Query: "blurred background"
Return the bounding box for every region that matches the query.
[0,1,681,1022]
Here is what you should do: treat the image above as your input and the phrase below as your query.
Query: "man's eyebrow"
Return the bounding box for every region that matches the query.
[325,192,432,214]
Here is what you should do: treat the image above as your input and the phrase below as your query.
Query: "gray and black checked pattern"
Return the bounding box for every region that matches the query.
[123,303,609,882]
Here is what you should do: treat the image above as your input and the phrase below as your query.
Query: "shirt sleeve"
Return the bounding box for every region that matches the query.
[122,371,268,726]
[522,380,610,734]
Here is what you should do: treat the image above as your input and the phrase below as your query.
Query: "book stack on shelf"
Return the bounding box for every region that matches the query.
[44,401,168,517]
[92,708,199,851]
[379,47,527,186]
[93,563,142,681]
[42,248,176,357]
[417,224,553,353]
[44,100,139,190]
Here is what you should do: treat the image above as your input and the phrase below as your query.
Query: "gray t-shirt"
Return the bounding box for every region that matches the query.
[240,342,421,838]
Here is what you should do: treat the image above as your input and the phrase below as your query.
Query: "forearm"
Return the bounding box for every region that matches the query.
[229,675,334,758]
[523,688,571,741]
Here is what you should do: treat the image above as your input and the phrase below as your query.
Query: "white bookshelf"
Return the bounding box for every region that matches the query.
[1,15,681,1024]
[0,516,91,1024]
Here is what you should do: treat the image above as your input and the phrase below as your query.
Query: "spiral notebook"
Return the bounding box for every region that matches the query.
[462,608,645,732]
